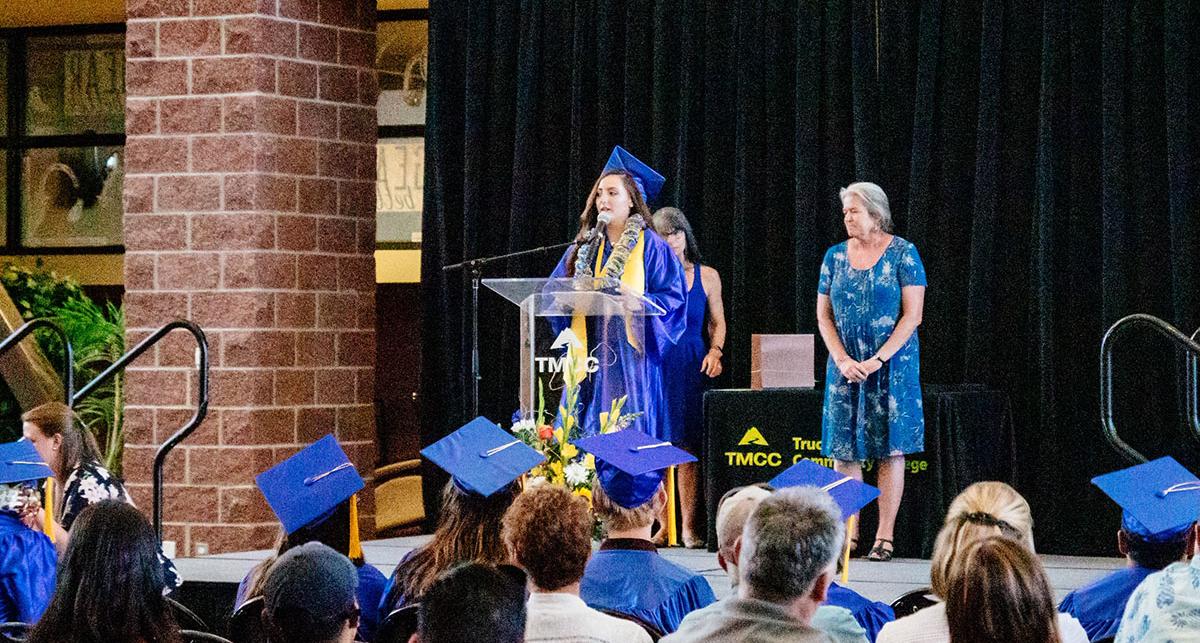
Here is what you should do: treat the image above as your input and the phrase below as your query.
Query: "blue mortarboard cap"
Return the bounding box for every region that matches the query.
[421,417,545,497]
[603,146,665,203]
[1092,456,1200,543]
[769,459,881,521]
[256,435,365,535]
[573,430,696,509]
[0,440,53,484]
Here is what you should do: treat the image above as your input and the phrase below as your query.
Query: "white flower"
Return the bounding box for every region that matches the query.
[564,463,589,487]
[873,315,896,328]
[881,261,892,276]
[511,419,536,435]
[903,254,916,267]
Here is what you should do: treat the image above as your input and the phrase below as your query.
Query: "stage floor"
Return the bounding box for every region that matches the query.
[176,535,1126,605]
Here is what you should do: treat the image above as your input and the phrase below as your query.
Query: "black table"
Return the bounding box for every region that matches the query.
[702,385,1015,558]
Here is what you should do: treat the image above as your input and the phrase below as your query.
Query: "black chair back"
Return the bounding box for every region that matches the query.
[229,596,268,643]
[376,603,421,643]
[0,622,29,642]
[181,631,233,643]
[599,609,664,642]
[889,587,939,618]
[168,596,210,632]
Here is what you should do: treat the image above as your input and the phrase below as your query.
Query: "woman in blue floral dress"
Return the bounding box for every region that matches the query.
[817,182,927,561]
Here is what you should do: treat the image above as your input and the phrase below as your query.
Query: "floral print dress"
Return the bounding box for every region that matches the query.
[60,461,182,592]
[818,236,927,461]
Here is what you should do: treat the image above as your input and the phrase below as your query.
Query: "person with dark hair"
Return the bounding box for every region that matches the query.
[239,435,387,641]
[27,500,181,643]
[21,401,181,591]
[411,562,526,643]
[944,536,1064,643]
[549,146,687,440]
[650,206,727,548]
[503,483,651,643]
[262,542,360,643]
[0,441,58,624]
[1060,458,1197,641]
[381,418,541,618]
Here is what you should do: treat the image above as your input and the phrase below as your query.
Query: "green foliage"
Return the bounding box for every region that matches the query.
[0,261,125,474]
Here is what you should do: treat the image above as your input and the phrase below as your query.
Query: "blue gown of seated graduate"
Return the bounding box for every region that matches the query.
[550,232,687,438]
[827,582,895,642]
[579,539,716,634]
[0,512,56,624]
[1058,565,1155,642]
[236,561,388,642]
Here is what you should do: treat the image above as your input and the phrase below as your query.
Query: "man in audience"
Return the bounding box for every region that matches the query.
[1083,457,1200,642]
[711,484,867,643]
[503,483,652,643]
[411,562,526,643]
[262,542,360,643]
[664,486,846,642]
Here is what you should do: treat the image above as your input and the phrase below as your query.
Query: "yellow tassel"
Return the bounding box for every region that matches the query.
[841,515,856,584]
[666,466,678,547]
[347,493,362,560]
[43,478,55,544]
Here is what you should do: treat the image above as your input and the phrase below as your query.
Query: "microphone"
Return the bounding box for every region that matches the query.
[578,212,613,245]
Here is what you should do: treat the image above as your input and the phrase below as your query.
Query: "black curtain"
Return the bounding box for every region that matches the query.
[422,0,1200,555]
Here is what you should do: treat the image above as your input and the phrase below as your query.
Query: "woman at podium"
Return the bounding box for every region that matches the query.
[549,146,687,440]
[816,182,927,562]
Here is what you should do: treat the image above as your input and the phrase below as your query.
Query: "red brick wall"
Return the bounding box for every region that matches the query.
[123,0,378,555]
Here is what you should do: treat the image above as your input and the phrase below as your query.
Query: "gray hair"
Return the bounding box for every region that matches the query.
[740,487,844,603]
[839,181,893,233]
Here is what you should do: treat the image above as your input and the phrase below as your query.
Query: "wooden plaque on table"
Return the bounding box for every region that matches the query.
[750,334,815,389]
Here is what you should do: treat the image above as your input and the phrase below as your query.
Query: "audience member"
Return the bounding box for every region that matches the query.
[409,562,526,643]
[1061,456,1197,641]
[382,418,540,616]
[876,481,1087,642]
[21,401,181,590]
[1111,458,1200,641]
[575,430,716,633]
[769,460,896,641]
[0,440,57,624]
[262,542,360,643]
[503,483,652,643]
[27,500,181,643]
[240,435,387,641]
[945,535,1066,643]
[710,484,867,643]
[664,486,845,642]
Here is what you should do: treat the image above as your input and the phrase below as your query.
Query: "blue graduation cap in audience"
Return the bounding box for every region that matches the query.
[1092,456,1200,543]
[421,417,545,498]
[769,459,881,521]
[603,146,665,203]
[574,430,696,509]
[256,434,365,535]
[0,440,53,484]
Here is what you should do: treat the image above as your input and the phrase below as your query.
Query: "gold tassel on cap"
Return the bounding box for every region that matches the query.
[348,493,362,560]
[43,477,55,543]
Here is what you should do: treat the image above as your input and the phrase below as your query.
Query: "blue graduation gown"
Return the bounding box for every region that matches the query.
[579,539,716,633]
[0,512,56,624]
[550,232,687,438]
[1059,565,1156,641]
[827,582,895,642]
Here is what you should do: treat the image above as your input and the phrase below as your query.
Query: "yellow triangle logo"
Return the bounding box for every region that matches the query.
[738,427,769,447]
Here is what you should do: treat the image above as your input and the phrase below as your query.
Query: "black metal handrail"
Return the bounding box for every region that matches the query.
[1101,314,1200,464]
[74,320,208,541]
[1190,326,1200,440]
[0,318,74,404]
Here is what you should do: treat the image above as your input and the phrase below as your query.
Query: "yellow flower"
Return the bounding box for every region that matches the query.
[550,460,564,482]
[574,487,592,505]
[584,453,595,470]
[563,441,578,460]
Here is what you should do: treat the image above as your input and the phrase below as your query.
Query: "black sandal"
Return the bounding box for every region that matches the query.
[866,539,894,562]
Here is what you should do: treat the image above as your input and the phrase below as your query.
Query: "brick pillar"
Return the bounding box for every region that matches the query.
[123,0,378,555]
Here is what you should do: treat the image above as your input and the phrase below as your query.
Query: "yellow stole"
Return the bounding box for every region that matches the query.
[568,231,646,381]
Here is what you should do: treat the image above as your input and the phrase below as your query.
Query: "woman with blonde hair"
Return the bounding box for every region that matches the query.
[877,482,1087,642]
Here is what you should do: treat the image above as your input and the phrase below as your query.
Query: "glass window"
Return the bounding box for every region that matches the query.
[21,145,123,248]
[25,33,125,136]
[376,137,423,245]
[377,20,427,126]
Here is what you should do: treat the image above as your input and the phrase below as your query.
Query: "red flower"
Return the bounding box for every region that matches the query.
[537,425,554,441]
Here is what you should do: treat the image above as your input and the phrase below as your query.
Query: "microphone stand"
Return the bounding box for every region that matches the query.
[443,238,584,418]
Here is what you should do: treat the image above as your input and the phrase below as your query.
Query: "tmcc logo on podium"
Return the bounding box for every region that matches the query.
[536,329,600,374]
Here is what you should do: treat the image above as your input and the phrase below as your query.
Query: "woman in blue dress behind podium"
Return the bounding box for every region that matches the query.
[816,182,926,562]
[549,146,687,440]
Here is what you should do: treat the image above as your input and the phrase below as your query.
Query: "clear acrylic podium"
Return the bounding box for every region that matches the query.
[482,277,666,418]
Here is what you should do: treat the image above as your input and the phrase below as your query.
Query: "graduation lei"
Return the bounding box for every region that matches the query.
[568,214,648,379]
